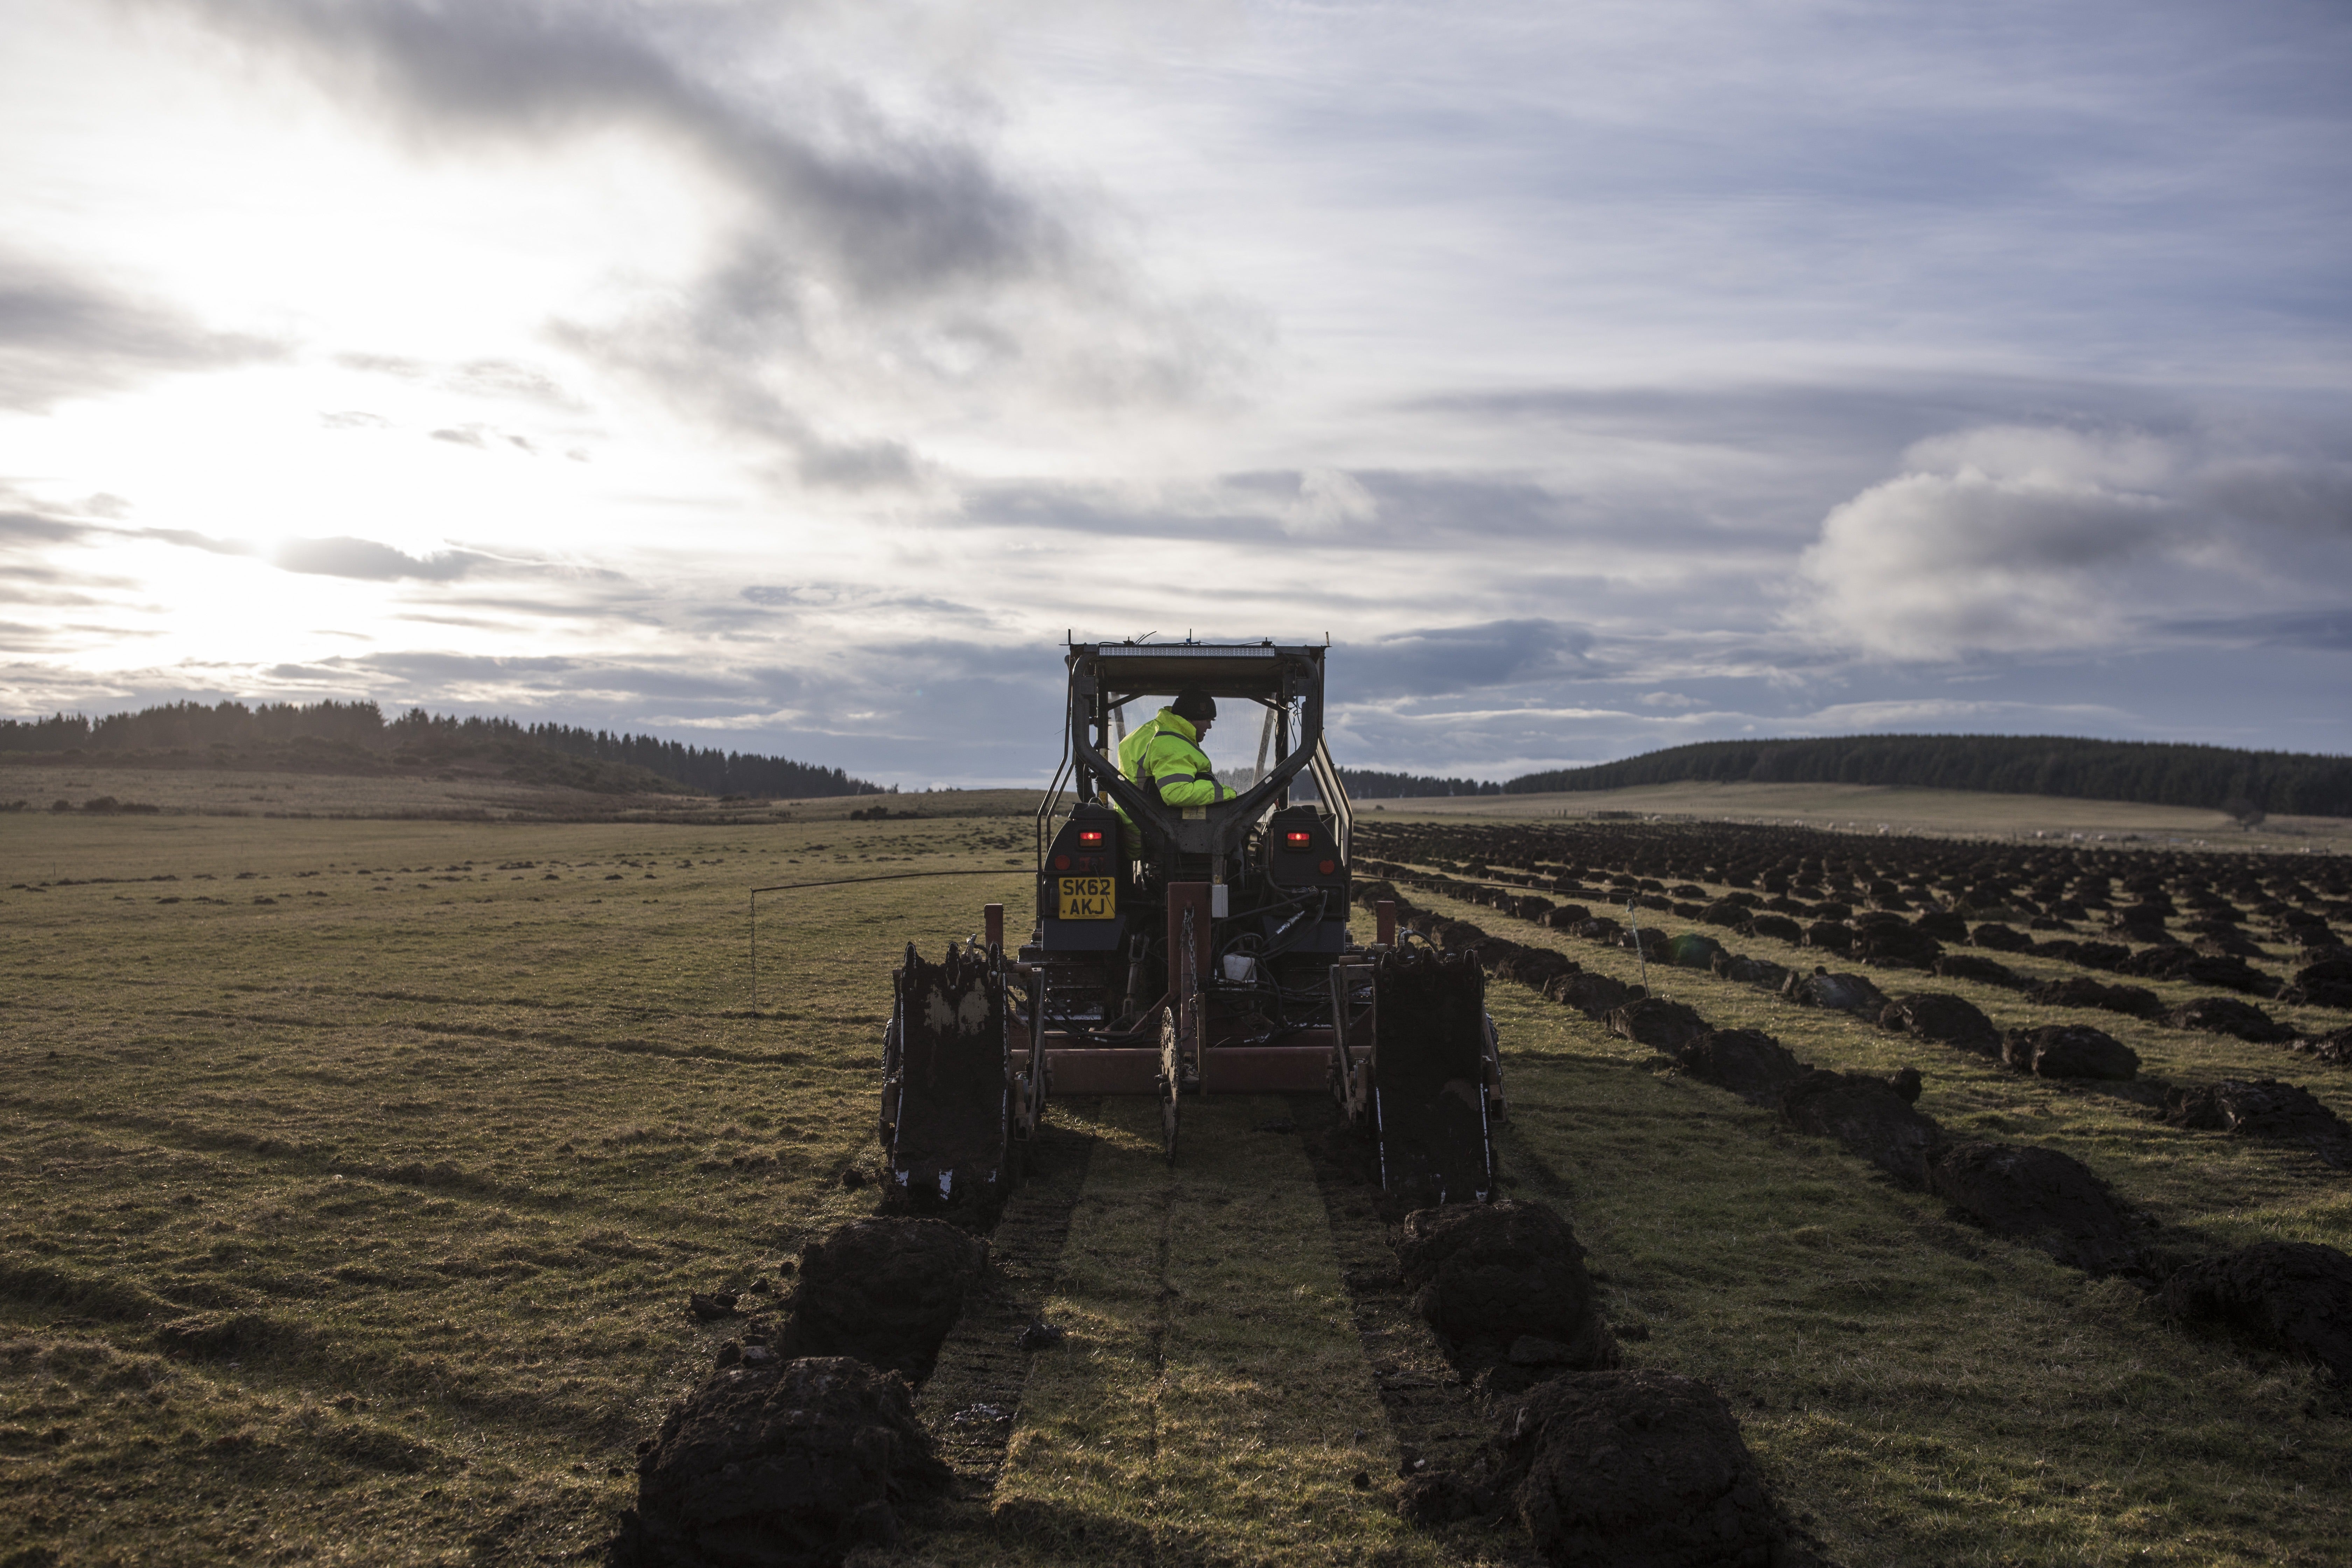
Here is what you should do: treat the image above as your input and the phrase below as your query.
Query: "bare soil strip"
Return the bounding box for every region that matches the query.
[1288,1093,1501,1493]
[918,1103,1102,1488]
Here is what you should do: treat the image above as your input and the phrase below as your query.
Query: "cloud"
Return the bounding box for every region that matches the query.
[1282,468,1377,536]
[0,251,278,411]
[1337,619,1606,702]
[1792,424,2352,660]
[271,536,488,580]
[169,0,1238,489]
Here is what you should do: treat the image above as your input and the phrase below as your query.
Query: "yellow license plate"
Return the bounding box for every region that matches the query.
[1057,876,1116,919]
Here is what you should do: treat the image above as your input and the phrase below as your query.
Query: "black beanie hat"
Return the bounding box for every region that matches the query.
[1171,687,1217,722]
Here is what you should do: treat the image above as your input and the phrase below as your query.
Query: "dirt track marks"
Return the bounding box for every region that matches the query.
[919,1105,1100,1487]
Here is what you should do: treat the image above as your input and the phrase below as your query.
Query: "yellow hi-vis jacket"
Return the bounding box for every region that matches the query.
[1112,707,1234,852]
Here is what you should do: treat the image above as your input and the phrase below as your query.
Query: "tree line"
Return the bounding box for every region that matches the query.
[0,699,882,799]
[1501,734,2352,818]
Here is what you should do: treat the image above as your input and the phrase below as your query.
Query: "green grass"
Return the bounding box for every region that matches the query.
[3,811,2348,1565]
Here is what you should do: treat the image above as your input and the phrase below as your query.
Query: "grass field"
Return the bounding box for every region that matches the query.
[4,805,2349,1566]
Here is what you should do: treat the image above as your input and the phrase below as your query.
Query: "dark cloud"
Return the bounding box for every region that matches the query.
[271,536,487,581]
[0,510,91,547]
[1337,620,1607,701]
[0,253,278,411]
[2160,609,2352,651]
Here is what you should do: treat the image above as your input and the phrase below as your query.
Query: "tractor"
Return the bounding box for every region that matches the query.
[878,639,1504,1219]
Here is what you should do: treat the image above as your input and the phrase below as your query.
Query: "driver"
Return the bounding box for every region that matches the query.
[1113,686,1236,855]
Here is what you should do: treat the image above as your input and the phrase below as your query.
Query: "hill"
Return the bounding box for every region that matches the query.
[1503,733,2352,818]
[0,699,883,799]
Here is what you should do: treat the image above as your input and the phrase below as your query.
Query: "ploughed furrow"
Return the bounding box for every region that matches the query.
[917,1102,1101,1487]
[1289,1092,1499,1491]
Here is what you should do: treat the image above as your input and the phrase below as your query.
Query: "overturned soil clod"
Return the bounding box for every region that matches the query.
[1671,1028,1808,1107]
[2162,1079,2352,1163]
[1605,996,1711,1051]
[611,1356,951,1568]
[1393,1200,1619,1394]
[1778,1069,1942,1186]
[1879,992,2002,1055]
[2024,975,2163,1020]
[2164,996,2295,1043]
[775,1218,988,1387]
[2003,1024,2140,1081]
[1926,1141,2149,1276]
[1485,1369,1776,1568]
[2158,1241,2352,1386]
[1779,968,1890,1016]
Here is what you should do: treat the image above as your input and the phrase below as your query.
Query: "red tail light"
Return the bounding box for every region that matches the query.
[1320,859,1336,875]
[1284,831,1312,846]
[1077,829,1105,845]
[1054,855,1070,871]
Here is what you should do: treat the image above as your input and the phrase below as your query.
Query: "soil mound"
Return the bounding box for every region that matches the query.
[2158,1242,2352,1385]
[1485,1370,1773,1568]
[1853,922,1943,966]
[1492,946,1577,989]
[775,1218,988,1385]
[1672,1029,1809,1107]
[1801,920,1854,954]
[1393,1200,1618,1392]
[1547,970,1634,1018]
[2003,1024,2140,1081]
[2288,956,2352,1010]
[2116,945,2270,993]
[1780,969,1890,1016]
[1933,953,2023,989]
[1666,933,1727,970]
[1970,923,2033,952]
[1926,1142,2143,1275]
[2164,996,2293,1043]
[1740,913,1802,944]
[611,1356,950,1568]
[2163,1080,2352,1151]
[1779,1069,1941,1186]
[1711,953,1791,990]
[2024,975,2162,1019]
[1605,996,1710,1050]
[1879,993,2001,1055]
[2288,1027,2352,1066]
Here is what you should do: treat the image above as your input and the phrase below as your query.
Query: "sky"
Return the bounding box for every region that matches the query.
[3,0,2349,790]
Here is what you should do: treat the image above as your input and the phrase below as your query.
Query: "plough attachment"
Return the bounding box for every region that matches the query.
[1332,945,1500,1205]
[880,942,1019,1221]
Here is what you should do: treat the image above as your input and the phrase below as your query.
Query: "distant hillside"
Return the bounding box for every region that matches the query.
[0,700,883,799]
[1504,734,2352,818]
